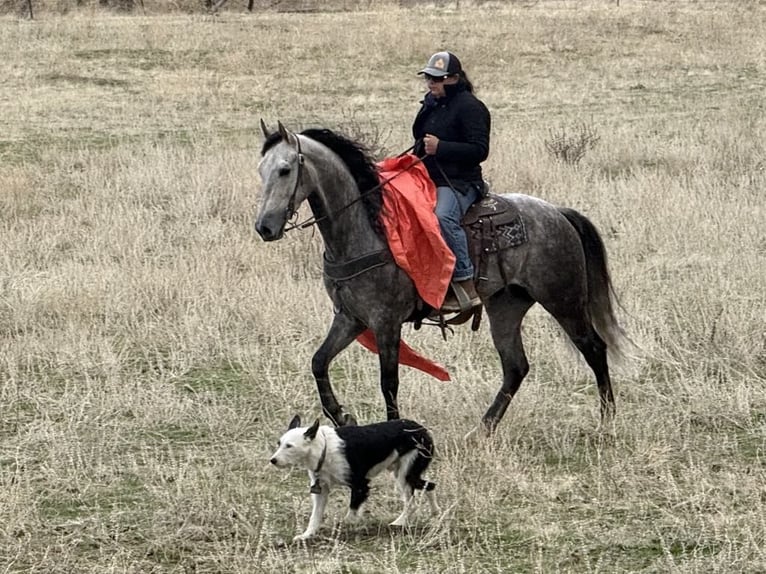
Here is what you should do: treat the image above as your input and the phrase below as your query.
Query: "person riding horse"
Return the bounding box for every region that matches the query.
[412,51,491,313]
[257,122,623,432]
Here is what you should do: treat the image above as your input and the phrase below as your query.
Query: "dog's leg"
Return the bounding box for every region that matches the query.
[295,487,329,541]
[425,488,441,515]
[389,482,415,527]
[344,508,361,523]
[345,482,369,523]
[389,456,416,527]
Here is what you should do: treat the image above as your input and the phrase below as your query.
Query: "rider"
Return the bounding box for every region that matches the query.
[412,51,491,313]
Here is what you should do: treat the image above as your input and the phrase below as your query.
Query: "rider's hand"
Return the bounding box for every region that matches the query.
[423,134,440,155]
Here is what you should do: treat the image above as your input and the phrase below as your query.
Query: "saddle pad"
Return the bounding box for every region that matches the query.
[463,194,527,255]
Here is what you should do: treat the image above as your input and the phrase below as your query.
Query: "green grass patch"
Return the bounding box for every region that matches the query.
[558,537,722,571]
[40,72,131,88]
[39,473,149,522]
[73,48,213,70]
[139,422,211,445]
[175,362,250,395]
[0,139,45,165]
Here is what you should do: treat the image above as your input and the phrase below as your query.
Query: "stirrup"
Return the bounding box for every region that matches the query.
[441,282,481,313]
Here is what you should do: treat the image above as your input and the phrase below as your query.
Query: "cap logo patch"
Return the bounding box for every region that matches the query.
[434,57,446,70]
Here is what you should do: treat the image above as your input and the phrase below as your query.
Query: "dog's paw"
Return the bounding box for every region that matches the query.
[429,503,442,516]
[344,510,361,523]
[292,532,314,542]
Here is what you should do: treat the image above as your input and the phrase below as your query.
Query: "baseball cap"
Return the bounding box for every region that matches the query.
[418,51,462,78]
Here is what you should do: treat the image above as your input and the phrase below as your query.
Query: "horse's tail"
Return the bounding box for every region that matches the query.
[558,207,626,357]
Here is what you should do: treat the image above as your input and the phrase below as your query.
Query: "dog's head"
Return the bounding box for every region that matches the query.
[269,415,321,469]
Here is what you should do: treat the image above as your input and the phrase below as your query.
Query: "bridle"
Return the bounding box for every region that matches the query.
[273,135,423,234]
[282,133,305,229]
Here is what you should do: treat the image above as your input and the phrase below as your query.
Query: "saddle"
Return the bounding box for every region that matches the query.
[421,193,527,335]
[462,193,527,283]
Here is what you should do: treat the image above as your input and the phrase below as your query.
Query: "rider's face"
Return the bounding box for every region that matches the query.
[424,74,458,98]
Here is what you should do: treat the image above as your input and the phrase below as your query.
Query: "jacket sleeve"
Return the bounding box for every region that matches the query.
[435,97,490,165]
[411,100,429,156]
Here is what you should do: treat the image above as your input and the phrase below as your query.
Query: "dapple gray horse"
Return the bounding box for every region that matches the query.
[255,121,624,432]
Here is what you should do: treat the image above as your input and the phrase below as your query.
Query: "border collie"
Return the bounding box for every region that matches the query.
[270,415,439,541]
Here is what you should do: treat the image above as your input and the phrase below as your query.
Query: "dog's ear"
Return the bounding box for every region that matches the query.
[303,418,320,440]
[288,415,301,430]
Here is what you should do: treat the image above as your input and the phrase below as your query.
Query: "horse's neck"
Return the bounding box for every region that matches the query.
[305,147,385,261]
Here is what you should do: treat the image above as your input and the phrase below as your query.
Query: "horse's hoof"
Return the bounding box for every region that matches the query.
[340,412,358,426]
[463,426,479,442]
[327,409,357,427]
[464,421,495,442]
[481,415,500,434]
[597,421,617,444]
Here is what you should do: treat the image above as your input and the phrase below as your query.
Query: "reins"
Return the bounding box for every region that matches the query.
[283,141,424,233]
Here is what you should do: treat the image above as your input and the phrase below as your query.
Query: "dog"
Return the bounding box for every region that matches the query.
[270,415,440,541]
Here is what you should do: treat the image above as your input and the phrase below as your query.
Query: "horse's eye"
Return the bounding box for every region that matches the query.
[278,167,290,177]
[285,444,293,449]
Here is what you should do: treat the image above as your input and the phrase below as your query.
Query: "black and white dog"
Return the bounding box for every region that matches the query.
[270,415,439,541]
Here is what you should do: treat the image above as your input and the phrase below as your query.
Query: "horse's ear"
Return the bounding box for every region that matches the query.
[288,415,301,430]
[277,120,289,140]
[260,118,271,139]
[303,418,320,440]
[276,121,297,147]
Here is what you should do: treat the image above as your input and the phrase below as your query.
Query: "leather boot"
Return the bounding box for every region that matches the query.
[441,278,481,313]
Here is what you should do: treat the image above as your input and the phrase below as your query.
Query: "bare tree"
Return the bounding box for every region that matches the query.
[212,0,279,13]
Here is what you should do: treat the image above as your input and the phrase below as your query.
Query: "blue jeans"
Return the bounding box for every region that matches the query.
[435,185,481,282]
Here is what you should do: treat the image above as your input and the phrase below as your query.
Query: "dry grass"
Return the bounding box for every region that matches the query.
[1,2,765,572]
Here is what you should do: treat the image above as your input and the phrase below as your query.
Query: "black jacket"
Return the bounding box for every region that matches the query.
[412,82,491,189]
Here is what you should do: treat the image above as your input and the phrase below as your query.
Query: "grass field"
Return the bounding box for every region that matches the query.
[1,1,765,572]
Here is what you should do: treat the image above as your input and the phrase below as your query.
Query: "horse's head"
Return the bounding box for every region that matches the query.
[255,120,308,241]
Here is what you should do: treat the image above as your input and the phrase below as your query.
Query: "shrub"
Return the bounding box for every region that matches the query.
[544,122,600,165]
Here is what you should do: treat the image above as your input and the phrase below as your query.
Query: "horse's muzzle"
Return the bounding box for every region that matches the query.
[254,213,286,241]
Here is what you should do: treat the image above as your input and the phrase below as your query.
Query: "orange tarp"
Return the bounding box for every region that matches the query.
[356,330,451,382]
[376,154,454,309]
[353,153,454,382]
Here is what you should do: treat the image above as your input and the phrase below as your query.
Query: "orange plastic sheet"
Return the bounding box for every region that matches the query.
[376,154,454,309]
[353,154,454,382]
[356,330,451,383]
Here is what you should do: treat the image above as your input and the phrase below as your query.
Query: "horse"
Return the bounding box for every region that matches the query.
[255,121,624,433]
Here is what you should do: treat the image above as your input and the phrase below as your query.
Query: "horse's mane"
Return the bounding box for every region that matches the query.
[301,128,384,237]
[261,127,384,237]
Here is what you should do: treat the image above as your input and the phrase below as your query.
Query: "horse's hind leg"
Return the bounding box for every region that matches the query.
[481,291,535,433]
[311,311,366,426]
[550,308,615,421]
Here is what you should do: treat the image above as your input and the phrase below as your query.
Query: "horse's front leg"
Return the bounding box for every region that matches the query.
[312,311,366,426]
[374,325,402,421]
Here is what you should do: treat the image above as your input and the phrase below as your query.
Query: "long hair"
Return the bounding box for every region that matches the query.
[457,70,475,93]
